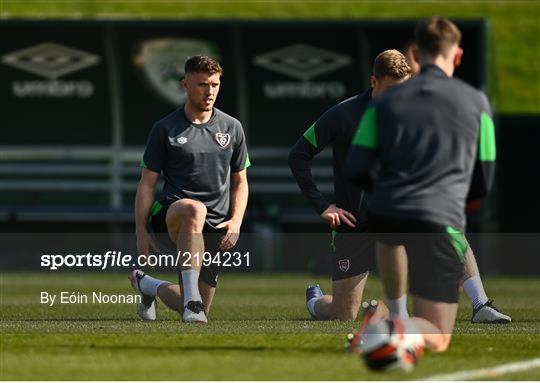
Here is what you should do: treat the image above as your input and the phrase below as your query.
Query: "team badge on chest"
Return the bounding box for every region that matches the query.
[215,132,231,148]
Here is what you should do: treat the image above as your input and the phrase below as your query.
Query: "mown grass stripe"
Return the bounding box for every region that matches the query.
[420,357,540,381]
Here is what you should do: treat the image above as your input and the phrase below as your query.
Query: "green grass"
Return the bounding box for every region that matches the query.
[0,0,539,114]
[1,272,539,380]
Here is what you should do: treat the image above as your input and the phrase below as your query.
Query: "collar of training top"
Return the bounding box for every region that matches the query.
[181,106,216,128]
[420,64,449,78]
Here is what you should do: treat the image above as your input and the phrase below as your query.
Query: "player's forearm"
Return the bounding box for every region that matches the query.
[229,178,249,224]
[135,181,155,233]
[289,141,330,215]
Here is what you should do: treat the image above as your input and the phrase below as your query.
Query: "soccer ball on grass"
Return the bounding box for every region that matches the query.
[358,316,424,372]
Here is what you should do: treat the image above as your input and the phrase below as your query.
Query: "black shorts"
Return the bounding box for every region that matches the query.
[150,197,226,288]
[330,229,375,281]
[368,213,466,303]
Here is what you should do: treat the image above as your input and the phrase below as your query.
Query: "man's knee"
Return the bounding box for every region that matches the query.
[330,293,361,321]
[168,199,207,230]
[329,273,367,321]
[333,307,358,321]
[431,334,452,352]
[182,200,207,221]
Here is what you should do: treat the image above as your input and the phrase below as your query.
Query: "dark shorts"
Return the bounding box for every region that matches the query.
[368,213,466,303]
[150,197,226,288]
[330,229,375,281]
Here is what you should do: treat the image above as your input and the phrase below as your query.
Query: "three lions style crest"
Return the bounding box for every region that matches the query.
[215,133,231,148]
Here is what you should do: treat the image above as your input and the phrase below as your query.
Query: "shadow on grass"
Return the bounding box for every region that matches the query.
[41,343,346,354]
[10,318,140,322]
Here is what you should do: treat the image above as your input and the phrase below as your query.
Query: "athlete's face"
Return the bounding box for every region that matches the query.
[182,71,221,112]
[370,74,410,97]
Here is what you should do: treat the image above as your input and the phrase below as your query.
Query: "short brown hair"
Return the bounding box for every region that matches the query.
[184,55,223,76]
[372,49,413,80]
[415,16,462,57]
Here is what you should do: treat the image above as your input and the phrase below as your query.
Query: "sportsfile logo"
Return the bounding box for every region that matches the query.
[1,42,100,98]
[133,38,219,106]
[253,44,352,99]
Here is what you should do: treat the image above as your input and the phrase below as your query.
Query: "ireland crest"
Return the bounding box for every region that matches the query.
[215,133,231,148]
[338,259,350,272]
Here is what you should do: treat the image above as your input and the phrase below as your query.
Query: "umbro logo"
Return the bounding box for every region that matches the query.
[253,44,352,81]
[168,136,188,146]
[1,42,100,79]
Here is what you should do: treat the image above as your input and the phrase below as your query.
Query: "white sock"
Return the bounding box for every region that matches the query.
[139,274,168,296]
[181,269,202,306]
[307,297,322,318]
[463,275,488,309]
[386,294,409,319]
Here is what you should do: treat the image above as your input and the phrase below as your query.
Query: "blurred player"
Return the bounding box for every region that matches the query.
[345,17,497,352]
[402,40,421,75]
[289,50,413,320]
[131,55,250,323]
[402,40,510,324]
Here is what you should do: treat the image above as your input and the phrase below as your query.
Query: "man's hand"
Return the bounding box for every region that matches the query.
[321,204,357,229]
[215,219,241,250]
[136,229,160,258]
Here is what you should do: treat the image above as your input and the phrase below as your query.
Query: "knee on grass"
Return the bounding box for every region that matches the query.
[428,333,452,353]
[332,306,358,321]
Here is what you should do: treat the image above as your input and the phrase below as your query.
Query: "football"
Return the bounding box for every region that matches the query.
[360,317,425,372]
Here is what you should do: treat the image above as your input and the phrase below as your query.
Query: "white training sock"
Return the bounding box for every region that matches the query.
[307,297,322,318]
[386,294,410,319]
[139,274,168,297]
[181,269,202,306]
[463,275,489,309]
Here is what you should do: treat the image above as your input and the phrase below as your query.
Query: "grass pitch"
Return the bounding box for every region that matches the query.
[1,272,539,380]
